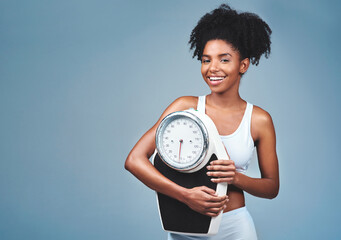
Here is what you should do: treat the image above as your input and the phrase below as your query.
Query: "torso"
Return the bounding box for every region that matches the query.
[174,95,259,213]
[211,110,247,212]
[200,95,256,213]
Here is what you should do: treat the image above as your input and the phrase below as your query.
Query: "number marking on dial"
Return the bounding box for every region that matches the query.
[161,117,204,166]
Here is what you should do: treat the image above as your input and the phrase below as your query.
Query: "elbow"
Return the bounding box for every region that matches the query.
[124,155,134,172]
[267,185,279,199]
[125,151,152,174]
[267,191,278,199]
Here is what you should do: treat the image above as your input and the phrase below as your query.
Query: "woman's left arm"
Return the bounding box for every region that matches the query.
[208,109,279,199]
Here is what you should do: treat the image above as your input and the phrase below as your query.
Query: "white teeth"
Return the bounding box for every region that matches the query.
[209,77,224,81]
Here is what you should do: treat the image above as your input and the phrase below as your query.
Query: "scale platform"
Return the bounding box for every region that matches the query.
[152,109,229,236]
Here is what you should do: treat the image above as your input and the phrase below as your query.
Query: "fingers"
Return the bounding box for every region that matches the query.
[205,199,228,208]
[209,159,235,166]
[186,186,229,217]
[211,177,235,183]
[199,186,217,196]
[207,165,236,172]
[206,159,236,183]
[204,207,225,217]
[198,186,229,204]
[202,199,228,217]
[207,194,227,203]
[207,171,235,184]
[208,164,234,171]
[203,200,228,217]
[207,171,235,178]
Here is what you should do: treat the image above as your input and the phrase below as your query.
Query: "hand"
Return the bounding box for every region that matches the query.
[183,186,228,217]
[206,159,237,184]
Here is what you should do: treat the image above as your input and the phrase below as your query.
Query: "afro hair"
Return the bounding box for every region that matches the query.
[189,4,272,66]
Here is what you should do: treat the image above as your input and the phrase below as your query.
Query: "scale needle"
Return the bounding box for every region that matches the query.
[178,139,183,162]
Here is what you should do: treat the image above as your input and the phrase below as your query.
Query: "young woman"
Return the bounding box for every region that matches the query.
[125,4,279,240]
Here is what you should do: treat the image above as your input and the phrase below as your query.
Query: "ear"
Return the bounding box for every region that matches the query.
[239,58,250,74]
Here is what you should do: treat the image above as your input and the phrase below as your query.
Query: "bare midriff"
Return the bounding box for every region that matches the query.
[223,185,245,213]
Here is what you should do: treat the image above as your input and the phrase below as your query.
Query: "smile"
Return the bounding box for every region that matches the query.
[207,76,226,86]
[208,76,226,81]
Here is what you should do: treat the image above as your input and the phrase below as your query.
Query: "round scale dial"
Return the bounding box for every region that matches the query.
[156,111,209,172]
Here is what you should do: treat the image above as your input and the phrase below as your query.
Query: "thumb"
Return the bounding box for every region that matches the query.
[200,186,217,196]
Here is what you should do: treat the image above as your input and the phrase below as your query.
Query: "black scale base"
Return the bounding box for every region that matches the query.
[153,153,218,234]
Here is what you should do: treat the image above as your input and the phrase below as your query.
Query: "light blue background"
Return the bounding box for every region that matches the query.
[1,0,341,239]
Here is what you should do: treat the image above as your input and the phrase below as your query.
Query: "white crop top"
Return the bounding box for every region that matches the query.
[197,95,255,174]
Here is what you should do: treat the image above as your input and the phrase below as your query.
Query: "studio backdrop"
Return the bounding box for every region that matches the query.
[1,0,341,239]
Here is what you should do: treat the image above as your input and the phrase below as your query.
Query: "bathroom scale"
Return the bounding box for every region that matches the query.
[152,108,229,236]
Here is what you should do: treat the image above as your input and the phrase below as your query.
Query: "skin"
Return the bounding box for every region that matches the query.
[125,39,279,217]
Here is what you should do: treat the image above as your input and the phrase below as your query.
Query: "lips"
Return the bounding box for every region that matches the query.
[207,76,226,86]
[208,76,226,81]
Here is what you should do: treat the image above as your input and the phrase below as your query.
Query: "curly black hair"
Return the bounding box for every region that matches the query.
[189,4,272,66]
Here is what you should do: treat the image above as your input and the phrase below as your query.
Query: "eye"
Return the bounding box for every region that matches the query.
[221,59,230,63]
[201,59,210,64]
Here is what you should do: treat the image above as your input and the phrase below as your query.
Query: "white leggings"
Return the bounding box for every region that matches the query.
[167,207,257,240]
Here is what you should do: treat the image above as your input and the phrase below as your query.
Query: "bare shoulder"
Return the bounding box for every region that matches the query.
[251,105,275,142]
[167,96,198,112]
[252,105,273,126]
[156,96,198,124]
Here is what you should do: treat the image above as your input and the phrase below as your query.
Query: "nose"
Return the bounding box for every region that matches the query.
[209,59,219,72]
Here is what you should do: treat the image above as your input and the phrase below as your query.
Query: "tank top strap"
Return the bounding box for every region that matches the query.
[244,102,254,133]
[197,95,206,113]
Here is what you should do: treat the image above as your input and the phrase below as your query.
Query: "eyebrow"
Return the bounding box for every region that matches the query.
[202,53,232,58]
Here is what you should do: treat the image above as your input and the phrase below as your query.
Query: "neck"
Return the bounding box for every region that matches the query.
[208,92,244,109]
[207,79,244,110]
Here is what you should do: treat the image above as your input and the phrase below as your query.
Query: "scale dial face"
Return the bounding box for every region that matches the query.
[156,111,209,171]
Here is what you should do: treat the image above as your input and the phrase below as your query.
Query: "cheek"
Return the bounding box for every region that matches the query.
[225,64,240,75]
[201,62,210,70]
[201,66,206,77]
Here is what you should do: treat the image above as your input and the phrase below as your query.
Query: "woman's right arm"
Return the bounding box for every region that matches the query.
[124,96,228,217]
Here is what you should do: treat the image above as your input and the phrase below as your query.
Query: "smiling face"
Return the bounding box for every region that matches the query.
[201,39,249,94]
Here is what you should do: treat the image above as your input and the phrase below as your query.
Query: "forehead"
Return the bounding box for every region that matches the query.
[202,39,238,56]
